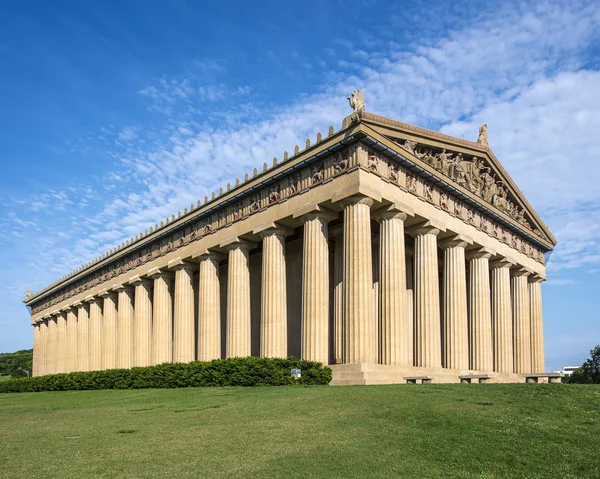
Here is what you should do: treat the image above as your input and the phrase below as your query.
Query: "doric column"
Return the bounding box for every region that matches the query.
[529,275,545,373]
[55,312,67,374]
[467,249,493,372]
[115,285,134,369]
[331,225,344,364]
[440,238,469,370]
[406,249,414,364]
[170,260,196,363]
[512,268,532,374]
[148,268,173,365]
[226,241,254,358]
[32,323,40,377]
[87,297,103,371]
[39,320,48,376]
[99,291,118,370]
[375,208,410,365]
[343,196,376,364]
[260,227,292,358]
[65,308,78,373]
[301,209,335,363]
[131,277,153,367]
[76,303,89,371]
[491,259,514,373]
[409,223,442,368]
[197,252,224,361]
[47,317,57,374]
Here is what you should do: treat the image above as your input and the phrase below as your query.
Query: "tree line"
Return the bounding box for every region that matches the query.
[0,349,33,378]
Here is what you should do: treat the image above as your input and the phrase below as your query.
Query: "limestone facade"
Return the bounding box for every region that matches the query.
[24,98,555,384]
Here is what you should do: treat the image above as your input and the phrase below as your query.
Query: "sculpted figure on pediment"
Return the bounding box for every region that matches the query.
[422,149,438,169]
[402,140,417,155]
[438,149,453,176]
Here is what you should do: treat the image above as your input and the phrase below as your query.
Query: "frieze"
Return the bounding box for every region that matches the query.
[365,149,546,265]
[30,146,360,316]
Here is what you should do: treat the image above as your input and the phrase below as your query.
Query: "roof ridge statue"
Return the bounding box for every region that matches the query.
[477,124,488,146]
[348,90,365,113]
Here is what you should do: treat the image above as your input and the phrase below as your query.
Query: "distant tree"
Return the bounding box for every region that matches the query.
[0,349,33,378]
[566,345,600,384]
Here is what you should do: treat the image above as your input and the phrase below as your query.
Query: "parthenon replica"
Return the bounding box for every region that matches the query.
[24,92,556,384]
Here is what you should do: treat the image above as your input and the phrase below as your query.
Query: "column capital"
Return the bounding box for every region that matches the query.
[220,237,257,252]
[293,202,337,222]
[528,273,546,284]
[406,220,445,238]
[339,194,374,209]
[112,283,133,293]
[128,275,153,287]
[192,249,226,262]
[84,295,101,305]
[466,246,496,260]
[98,288,118,298]
[73,300,84,308]
[372,201,414,222]
[510,266,533,277]
[256,225,294,239]
[167,257,198,272]
[438,234,472,250]
[490,257,515,269]
[146,266,173,279]
[61,304,75,312]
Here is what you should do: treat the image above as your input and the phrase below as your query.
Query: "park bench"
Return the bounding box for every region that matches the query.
[459,374,492,384]
[403,376,431,384]
[524,373,562,384]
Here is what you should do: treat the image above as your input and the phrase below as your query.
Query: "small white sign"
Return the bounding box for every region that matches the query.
[291,368,301,379]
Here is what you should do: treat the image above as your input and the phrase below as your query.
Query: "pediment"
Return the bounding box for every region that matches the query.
[357,112,556,249]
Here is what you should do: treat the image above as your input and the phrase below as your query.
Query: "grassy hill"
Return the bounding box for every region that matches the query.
[1,384,598,478]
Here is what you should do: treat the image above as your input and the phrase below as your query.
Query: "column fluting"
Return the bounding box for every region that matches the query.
[150,269,173,365]
[132,279,153,367]
[301,210,334,363]
[226,242,253,358]
[76,304,89,371]
[260,228,291,358]
[343,196,376,364]
[101,292,118,370]
[87,298,103,371]
[331,225,344,364]
[116,285,134,369]
[512,269,532,374]
[65,308,78,373]
[529,276,545,373]
[491,260,514,373]
[377,209,410,365]
[172,262,196,363]
[197,252,223,361]
[410,224,442,368]
[47,317,57,375]
[440,239,469,370]
[467,250,493,372]
[32,323,40,377]
[39,320,48,376]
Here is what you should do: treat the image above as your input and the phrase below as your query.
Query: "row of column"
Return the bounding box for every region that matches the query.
[32,194,545,376]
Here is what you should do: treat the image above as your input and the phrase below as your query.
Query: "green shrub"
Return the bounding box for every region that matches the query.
[0,357,332,393]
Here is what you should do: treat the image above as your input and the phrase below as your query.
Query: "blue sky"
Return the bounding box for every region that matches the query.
[1,0,599,370]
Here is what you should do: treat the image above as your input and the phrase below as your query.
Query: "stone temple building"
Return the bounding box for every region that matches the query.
[24,92,556,384]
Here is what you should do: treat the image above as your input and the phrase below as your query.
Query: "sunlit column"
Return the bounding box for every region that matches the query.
[87,296,103,371]
[467,249,493,372]
[529,275,545,373]
[409,223,442,368]
[65,307,78,373]
[100,291,118,370]
[76,302,89,371]
[171,260,196,363]
[149,268,173,365]
[512,268,531,374]
[226,241,255,358]
[197,252,224,361]
[342,196,376,364]
[491,259,513,373]
[260,227,292,358]
[131,277,153,367]
[331,225,344,364]
[115,285,134,369]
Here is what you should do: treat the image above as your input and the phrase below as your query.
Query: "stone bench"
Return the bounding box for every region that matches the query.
[525,373,562,384]
[404,376,431,384]
[459,374,492,384]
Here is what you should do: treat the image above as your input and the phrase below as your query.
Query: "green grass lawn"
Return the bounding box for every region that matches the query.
[1,384,599,478]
